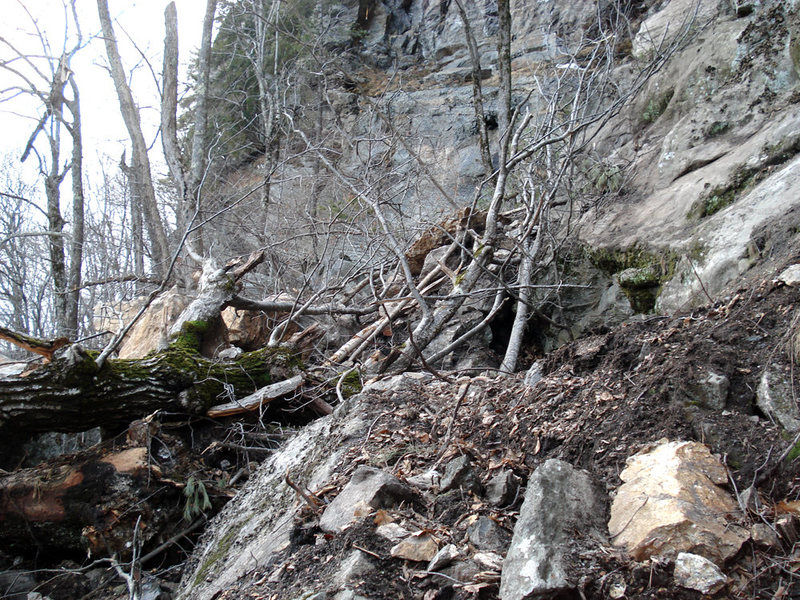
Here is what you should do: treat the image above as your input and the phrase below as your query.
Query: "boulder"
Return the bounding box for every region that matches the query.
[756,364,800,432]
[94,288,191,359]
[220,306,271,351]
[320,466,412,533]
[499,459,607,600]
[608,440,747,563]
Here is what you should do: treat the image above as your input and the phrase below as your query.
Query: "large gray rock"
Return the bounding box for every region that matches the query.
[320,466,412,533]
[499,459,606,600]
[757,364,800,432]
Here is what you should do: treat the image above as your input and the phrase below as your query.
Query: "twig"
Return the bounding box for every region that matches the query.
[352,544,382,559]
[336,367,360,404]
[140,516,206,565]
[416,571,468,585]
[433,382,471,466]
[406,324,453,384]
[690,259,714,304]
[285,468,323,514]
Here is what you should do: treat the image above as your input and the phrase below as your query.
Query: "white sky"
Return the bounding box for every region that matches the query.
[0,0,210,201]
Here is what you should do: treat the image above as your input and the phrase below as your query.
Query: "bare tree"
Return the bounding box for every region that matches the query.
[97,0,171,278]
[0,1,85,338]
[161,0,218,261]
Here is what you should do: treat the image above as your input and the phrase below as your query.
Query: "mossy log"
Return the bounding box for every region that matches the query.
[0,343,300,437]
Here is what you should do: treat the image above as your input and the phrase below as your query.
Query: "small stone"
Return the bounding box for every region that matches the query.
[608,577,626,599]
[778,264,800,286]
[473,551,503,571]
[407,469,440,490]
[391,533,439,562]
[217,345,242,361]
[334,550,375,587]
[320,467,412,533]
[333,591,369,600]
[467,515,510,552]
[757,366,800,432]
[485,469,517,506]
[376,522,411,543]
[694,371,729,410]
[427,543,460,572]
[738,485,761,513]
[440,455,481,494]
[751,523,780,549]
[523,361,544,388]
[674,552,727,594]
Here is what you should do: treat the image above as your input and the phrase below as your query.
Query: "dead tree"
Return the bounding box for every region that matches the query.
[97,0,171,278]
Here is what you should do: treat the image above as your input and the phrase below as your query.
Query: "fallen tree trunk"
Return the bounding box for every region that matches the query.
[0,343,299,436]
[0,418,231,559]
[0,252,305,437]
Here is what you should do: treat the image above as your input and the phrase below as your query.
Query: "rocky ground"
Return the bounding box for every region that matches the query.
[5,256,800,600]
[174,250,800,599]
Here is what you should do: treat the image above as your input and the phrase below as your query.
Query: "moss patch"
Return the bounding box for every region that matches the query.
[689,135,800,220]
[339,369,362,399]
[587,245,678,313]
[641,89,674,125]
[192,527,238,587]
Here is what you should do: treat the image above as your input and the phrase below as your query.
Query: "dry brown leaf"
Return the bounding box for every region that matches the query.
[374,509,394,526]
[776,500,800,515]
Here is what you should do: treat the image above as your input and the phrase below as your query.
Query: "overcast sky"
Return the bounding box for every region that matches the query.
[1,0,210,198]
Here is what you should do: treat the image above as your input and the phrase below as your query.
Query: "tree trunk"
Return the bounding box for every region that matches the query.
[0,253,294,438]
[65,76,84,338]
[97,0,171,278]
[453,0,492,177]
[185,0,218,257]
[161,1,188,233]
[0,343,288,437]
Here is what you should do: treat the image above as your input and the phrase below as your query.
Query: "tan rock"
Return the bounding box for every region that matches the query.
[221,307,272,351]
[93,287,192,358]
[390,533,438,562]
[608,440,747,563]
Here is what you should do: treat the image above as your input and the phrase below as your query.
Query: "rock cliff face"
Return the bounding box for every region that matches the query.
[175,1,800,598]
[249,0,798,348]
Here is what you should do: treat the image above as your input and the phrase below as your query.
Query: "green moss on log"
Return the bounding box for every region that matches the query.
[173,320,212,352]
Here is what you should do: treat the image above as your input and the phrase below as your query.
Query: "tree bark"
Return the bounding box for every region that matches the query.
[97,0,171,278]
[161,1,187,228]
[0,343,288,437]
[65,75,84,338]
[0,252,303,437]
[186,0,218,256]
